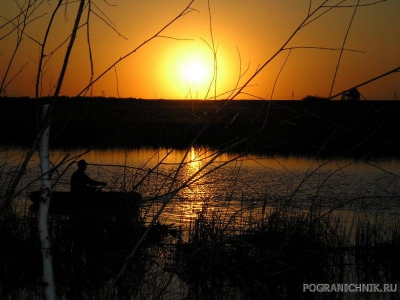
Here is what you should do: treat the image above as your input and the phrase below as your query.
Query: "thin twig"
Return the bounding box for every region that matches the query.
[77,0,196,96]
[329,0,361,98]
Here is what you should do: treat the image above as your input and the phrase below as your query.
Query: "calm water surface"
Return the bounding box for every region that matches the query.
[6,147,400,225]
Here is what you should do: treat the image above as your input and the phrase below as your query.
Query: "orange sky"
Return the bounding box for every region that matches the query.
[0,0,399,100]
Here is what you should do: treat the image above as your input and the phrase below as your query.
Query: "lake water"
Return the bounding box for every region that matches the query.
[3,146,400,299]
[5,147,400,227]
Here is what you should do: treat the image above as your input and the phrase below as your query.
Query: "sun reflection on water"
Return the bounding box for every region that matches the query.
[172,147,214,223]
[6,146,400,228]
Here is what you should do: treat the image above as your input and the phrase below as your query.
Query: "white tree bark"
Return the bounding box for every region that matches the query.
[38,104,56,300]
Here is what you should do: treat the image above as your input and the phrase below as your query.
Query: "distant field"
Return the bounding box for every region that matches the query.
[1,97,399,156]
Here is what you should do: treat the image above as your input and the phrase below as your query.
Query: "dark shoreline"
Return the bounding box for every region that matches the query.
[1,97,400,157]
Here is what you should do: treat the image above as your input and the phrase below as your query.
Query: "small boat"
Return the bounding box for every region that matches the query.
[29,190,142,215]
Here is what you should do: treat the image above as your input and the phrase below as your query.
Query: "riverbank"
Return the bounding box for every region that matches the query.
[1,97,399,156]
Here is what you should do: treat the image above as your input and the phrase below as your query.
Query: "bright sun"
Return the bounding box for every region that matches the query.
[175,51,213,85]
[160,45,223,99]
[181,60,207,83]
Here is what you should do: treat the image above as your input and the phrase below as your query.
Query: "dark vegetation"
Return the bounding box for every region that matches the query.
[0,203,176,299]
[1,97,400,156]
[178,208,400,299]
[1,201,400,299]
[1,97,400,299]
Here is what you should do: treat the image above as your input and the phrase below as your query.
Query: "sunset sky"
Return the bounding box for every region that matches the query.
[0,0,399,100]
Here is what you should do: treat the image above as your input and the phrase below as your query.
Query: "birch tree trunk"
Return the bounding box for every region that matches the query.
[38,104,56,300]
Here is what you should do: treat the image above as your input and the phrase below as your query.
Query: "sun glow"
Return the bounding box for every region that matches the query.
[176,54,213,98]
[158,42,240,99]
[158,44,217,99]
[180,60,208,83]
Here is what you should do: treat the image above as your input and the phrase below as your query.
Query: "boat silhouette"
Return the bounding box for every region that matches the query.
[29,190,142,215]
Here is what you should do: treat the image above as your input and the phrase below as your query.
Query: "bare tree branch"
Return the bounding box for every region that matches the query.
[323,0,387,8]
[329,0,361,97]
[35,0,63,98]
[282,46,365,53]
[157,35,193,41]
[77,0,196,96]
[270,48,292,100]
[90,7,127,40]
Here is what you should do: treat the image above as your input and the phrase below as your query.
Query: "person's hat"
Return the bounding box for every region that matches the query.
[77,159,88,167]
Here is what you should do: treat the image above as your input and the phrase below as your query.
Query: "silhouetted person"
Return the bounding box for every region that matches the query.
[71,159,107,194]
